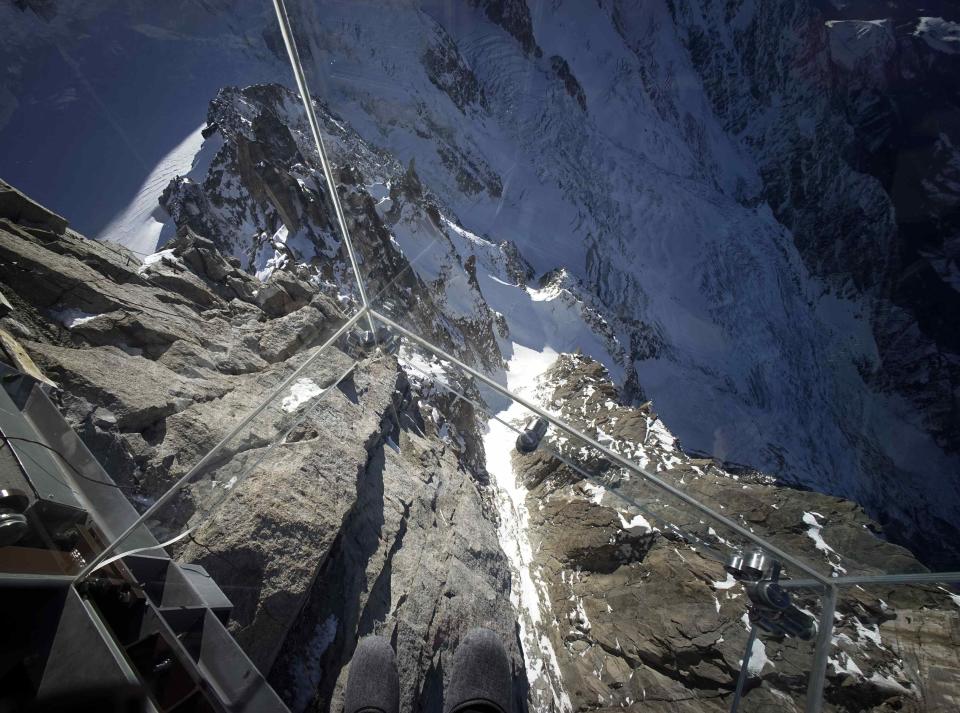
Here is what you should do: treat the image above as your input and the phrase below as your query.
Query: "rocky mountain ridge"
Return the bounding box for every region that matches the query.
[505,353,959,711]
[1,1,959,710]
[1,179,958,711]
[0,179,525,712]
[279,0,960,567]
[2,0,958,567]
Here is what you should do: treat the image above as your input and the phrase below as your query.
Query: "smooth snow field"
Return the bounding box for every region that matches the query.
[97,125,207,255]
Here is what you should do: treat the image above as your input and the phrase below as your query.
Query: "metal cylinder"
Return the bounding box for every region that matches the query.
[725,551,747,579]
[0,487,30,546]
[781,606,816,641]
[741,549,768,581]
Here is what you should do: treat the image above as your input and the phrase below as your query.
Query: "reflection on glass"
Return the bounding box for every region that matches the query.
[1,0,958,711]
[820,581,960,712]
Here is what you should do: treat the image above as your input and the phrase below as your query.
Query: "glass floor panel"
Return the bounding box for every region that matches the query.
[0,1,957,712]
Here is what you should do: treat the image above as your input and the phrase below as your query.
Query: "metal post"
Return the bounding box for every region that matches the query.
[373,309,833,587]
[781,572,960,589]
[270,0,376,335]
[730,625,758,713]
[804,584,837,713]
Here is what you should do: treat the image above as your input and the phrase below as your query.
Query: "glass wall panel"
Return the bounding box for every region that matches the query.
[2,1,958,711]
[821,580,960,712]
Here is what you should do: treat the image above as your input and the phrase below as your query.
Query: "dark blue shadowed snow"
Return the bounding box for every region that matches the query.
[287,0,960,564]
[0,0,286,245]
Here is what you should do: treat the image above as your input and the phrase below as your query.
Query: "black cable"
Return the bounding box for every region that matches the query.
[0,434,138,492]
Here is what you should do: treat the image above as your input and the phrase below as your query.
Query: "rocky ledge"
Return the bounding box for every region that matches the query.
[508,353,960,712]
[0,179,524,712]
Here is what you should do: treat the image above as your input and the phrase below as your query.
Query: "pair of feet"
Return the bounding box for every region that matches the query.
[343,628,512,713]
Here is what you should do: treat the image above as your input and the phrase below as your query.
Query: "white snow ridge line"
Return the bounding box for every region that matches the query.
[485,415,572,712]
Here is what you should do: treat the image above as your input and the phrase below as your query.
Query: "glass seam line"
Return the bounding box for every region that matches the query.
[781,571,960,588]
[804,584,837,713]
[401,354,729,565]
[403,355,960,586]
[73,305,371,582]
[97,357,359,575]
[270,0,376,336]
[192,357,360,523]
[372,309,833,586]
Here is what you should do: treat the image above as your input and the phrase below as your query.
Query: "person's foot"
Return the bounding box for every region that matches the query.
[443,628,512,713]
[343,636,400,713]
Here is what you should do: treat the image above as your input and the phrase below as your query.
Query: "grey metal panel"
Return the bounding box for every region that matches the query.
[178,562,233,614]
[198,609,289,712]
[0,385,82,513]
[0,373,282,711]
[36,587,138,698]
[157,560,205,610]
[0,572,74,588]
[16,381,160,551]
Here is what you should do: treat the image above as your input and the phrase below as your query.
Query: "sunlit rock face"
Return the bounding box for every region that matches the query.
[1,0,959,710]
[2,123,958,712]
[0,181,524,713]
[2,0,958,566]
[503,353,956,712]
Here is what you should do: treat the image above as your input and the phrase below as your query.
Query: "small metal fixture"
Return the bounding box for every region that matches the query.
[746,578,815,641]
[729,552,815,713]
[726,550,815,641]
[345,326,400,355]
[0,487,29,546]
[725,548,767,581]
[515,417,549,454]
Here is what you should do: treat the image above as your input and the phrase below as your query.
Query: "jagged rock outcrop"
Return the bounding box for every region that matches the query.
[251,0,960,571]
[509,354,960,712]
[3,0,959,576]
[159,83,507,374]
[269,370,526,712]
[0,182,525,712]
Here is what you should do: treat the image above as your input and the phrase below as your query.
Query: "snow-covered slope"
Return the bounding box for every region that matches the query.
[273,0,960,564]
[96,125,208,255]
[0,0,288,238]
[4,0,957,565]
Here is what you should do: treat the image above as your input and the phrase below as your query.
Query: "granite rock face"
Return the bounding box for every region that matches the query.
[508,354,960,712]
[0,185,525,711]
[269,370,526,713]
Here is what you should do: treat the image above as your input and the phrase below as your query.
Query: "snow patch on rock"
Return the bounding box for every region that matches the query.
[281,378,323,412]
[915,17,960,54]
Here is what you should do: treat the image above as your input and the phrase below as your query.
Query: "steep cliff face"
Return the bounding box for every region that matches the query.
[2,180,958,712]
[819,5,960,459]
[0,181,525,713]
[263,0,959,566]
[501,354,959,712]
[2,0,958,564]
[2,0,960,710]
